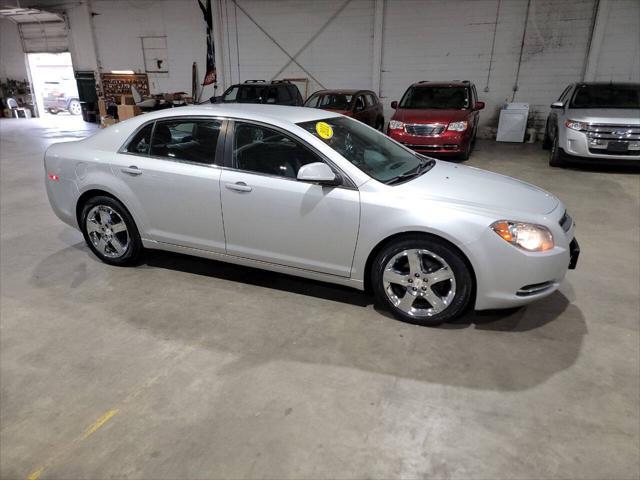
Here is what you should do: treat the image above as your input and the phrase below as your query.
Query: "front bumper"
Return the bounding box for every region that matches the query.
[468,206,577,310]
[562,128,640,162]
[388,128,470,154]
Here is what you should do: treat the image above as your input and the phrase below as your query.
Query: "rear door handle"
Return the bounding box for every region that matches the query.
[121,166,142,176]
[225,181,253,193]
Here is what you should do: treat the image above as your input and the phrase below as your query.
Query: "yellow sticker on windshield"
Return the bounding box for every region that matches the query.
[316,121,333,140]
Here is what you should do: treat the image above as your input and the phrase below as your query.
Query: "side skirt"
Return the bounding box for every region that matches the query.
[141,239,365,291]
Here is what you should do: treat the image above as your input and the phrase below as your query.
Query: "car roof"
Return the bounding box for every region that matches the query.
[135,103,341,125]
[409,81,471,88]
[311,89,371,95]
[573,82,640,87]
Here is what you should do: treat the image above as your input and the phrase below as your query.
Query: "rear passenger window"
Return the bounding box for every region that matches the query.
[278,86,292,102]
[125,123,153,154]
[150,119,221,165]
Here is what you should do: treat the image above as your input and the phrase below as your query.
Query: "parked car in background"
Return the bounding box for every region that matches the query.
[44,104,578,326]
[543,82,640,167]
[387,81,484,160]
[43,90,81,115]
[304,89,384,130]
[211,80,303,106]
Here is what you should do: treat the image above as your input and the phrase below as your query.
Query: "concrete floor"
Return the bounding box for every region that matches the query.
[1,115,638,480]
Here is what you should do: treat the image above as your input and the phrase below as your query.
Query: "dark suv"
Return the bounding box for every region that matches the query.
[212,80,304,106]
[304,89,384,130]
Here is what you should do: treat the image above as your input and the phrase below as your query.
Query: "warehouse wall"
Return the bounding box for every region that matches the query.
[591,0,640,82]
[0,18,29,82]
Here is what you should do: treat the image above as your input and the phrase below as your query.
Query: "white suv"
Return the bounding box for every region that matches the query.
[543,82,640,167]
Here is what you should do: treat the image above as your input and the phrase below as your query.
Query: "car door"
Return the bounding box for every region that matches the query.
[219,121,360,277]
[111,117,227,252]
[353,94,369,125]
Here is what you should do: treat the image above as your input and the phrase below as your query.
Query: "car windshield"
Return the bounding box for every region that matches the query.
[305,93,354,110]
[222,84,268,103]
[570,84,640,109]
[297,117,434,184]
[399,86,469,109]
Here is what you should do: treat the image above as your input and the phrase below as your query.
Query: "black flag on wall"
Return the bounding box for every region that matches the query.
[198,0,217,86]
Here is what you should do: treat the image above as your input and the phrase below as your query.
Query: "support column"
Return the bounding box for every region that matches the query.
[371,0,384,96]
[583,0,607,82]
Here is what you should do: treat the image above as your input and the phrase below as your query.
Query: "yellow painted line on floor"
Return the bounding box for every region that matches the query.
[83,408,119,439]
[26,467,44,480]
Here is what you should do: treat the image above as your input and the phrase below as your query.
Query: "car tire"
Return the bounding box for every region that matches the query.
[371,235,473,326]
[542,122,552,150]
[375,117,384,131]
[68,100,82,115]
[80,195,143,266]
[458,140,471,161]
[47,108,59,115]
[549,135,565,167]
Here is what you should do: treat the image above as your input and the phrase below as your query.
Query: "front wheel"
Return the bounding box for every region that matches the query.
[549,135,565,167]
[371,236,473,326]
[80,196,142,266]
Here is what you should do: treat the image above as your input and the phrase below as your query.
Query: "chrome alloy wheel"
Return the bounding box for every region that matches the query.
[69,100,82,115]
[85,205,130,259]
[382,248,456,317]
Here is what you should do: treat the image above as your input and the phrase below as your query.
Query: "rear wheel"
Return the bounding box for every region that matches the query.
[80,196,142,266]
[68,100,82,115]
[371,236,473,326]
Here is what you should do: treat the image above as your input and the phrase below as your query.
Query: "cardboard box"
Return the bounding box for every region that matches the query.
[117,104,141,121]
[120,94,135,105]
[97,98,107,117]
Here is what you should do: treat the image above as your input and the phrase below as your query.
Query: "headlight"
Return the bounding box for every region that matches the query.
[564,119,588,131]
[389,120,404,130]
[447,121,468,132]
[491,221,554,252]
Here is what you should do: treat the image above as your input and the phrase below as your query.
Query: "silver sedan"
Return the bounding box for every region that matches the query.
[45,104,579,325]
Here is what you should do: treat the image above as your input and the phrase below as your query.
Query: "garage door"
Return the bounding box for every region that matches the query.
[19,21,68,53]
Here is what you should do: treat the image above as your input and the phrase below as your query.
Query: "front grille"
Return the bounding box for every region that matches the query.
[402,143,458,150]
[586,124,640,141]
[559,211,573,232]
[405,123,446,136]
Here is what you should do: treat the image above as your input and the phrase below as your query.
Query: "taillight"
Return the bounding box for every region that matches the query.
[48,174,60,181]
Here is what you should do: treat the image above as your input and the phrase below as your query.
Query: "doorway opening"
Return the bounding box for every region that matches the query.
[26,52,80,118]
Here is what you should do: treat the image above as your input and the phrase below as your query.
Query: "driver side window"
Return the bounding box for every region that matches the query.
[233,123,318,179]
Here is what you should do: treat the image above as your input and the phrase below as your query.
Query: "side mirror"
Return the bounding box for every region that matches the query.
[210,95,222,104]
[391,100,398,109]
[297,162,341,186]
[550,101,564,109]
[475,101,485,110]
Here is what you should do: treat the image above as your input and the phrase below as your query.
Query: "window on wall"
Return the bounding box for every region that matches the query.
[142,36,169,76]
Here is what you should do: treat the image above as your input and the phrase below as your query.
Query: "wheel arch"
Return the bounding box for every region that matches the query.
[362,231,477,301]
[75,188,134,227]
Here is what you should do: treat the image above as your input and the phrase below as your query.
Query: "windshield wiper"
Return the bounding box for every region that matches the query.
[385,158,435,185]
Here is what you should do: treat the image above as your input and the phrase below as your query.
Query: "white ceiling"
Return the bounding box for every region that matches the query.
[0,6,63,24]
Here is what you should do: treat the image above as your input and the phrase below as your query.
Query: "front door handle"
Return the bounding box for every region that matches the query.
[225,181,253,193]
[121,166,142,176]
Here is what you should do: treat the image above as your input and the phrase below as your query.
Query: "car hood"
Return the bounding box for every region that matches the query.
[396,161,559,215]
[566,108,640,125]
[392,108,469,124]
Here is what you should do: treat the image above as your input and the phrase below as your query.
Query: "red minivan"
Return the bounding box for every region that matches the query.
[387,81,484,160]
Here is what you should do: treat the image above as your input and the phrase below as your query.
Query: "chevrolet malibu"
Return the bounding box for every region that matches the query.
[45,104,579,326]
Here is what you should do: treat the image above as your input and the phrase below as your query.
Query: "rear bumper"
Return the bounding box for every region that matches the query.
[388,128,470,154]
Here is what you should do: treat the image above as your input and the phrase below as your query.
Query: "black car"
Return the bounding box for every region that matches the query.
[211,80,304,106]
